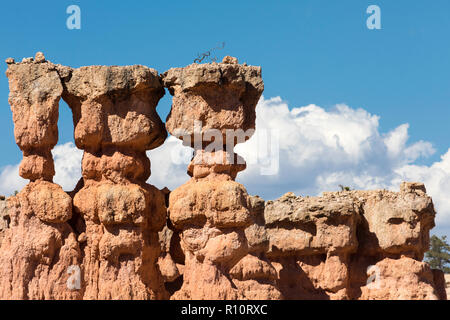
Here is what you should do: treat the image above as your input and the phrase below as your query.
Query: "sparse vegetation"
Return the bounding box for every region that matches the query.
[425,235,450,273]
[194,42,225,63]
[338,184,352,192]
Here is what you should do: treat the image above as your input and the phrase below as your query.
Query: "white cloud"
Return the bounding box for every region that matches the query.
[0,142,82,196]
[52,142,83,190]
[236,96,435,197]
[0,97,448,237]
[0,163,26,196]
[146,135,191,190]
[234,96,449,236]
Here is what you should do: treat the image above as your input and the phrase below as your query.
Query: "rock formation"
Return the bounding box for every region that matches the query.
[1,54,168,300]
[62,64,168,299]
[0,53,446,300]
[446,274,450,298]
[0,54,81,299]
[264,182,444,299]
[164,57,281,299]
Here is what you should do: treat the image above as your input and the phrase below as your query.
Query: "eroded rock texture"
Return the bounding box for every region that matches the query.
[1,54,168,300]
[0,54,81,299]
[264,182,444,300]
[164,57,281,299]
[63,64,168,299]
[0,54,445,300]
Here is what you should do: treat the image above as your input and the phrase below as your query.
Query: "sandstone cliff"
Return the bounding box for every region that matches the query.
[264,183,441,299]
[0,54,446,300]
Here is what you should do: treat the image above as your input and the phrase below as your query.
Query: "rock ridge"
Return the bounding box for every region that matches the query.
[0,54,445,300]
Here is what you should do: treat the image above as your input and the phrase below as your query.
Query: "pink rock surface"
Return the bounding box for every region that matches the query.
[63,64,168,299]
[0,54,445,300]
[0,186,81,299]
[166,58,281,300]
[6,53,63,181]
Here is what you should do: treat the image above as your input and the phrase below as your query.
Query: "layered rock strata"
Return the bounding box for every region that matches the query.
[264,182,445,300]
[1,54,168,300]
[63,64,168,299]
[164,57,282,299]
[0,54,81,299]
[0,54,446,300]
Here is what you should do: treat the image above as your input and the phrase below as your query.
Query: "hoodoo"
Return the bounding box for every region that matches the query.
[0,53,81,299]
[164,56,282,299]
[63,64,168,299]
[0,53,446,300]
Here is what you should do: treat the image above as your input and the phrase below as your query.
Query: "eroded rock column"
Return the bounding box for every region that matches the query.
[164,57,281,299]
[0,54,81,299]
[63,65,168,299]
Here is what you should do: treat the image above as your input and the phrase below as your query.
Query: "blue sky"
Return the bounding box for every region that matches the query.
[1,0,450,166]
[1,1,450,237]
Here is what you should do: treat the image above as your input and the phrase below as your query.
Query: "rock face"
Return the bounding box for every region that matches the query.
[164,56,263,144]
[1,54,81,299]
[264,183,442,299]
[0,54,446,300]
[6,53,61,182]
[62,64,168,299]
[164,57,281,299]
[1,54,168,300]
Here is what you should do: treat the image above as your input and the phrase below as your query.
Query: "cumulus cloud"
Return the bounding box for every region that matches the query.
[0,163,26,196]
[0,142,82,196]
[147,136,192,190]
[236,97,435,197]
[235,97,449,235]
[0,97,448,237]
[235,97,450,234]
[52,142,83,190]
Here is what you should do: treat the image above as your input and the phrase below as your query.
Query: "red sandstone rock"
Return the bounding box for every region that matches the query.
[0,189,81,299]
[1,54,82,299]
[63,65,166,152]
[165,58,282,300]
[357,182,435,260]
[63,64,168,299]
[0,198,9,247]
[6,54,62,181]
[0,54,445,300]
[356,257,441,300]
[163,57,263,145]
[264,183,442,300]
